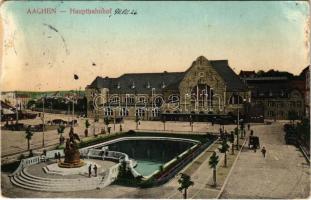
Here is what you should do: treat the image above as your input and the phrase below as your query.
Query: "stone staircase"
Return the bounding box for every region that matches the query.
[10,167,110,192]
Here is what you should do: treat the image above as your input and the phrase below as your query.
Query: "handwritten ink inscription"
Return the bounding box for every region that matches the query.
[26,7,138,16]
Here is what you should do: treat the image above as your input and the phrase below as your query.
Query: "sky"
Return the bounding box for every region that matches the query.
[0,1,310,91]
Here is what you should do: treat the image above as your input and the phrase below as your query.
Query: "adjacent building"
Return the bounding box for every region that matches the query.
[85,56,250,120]
[300,66,310,118]
[240,71,306,120]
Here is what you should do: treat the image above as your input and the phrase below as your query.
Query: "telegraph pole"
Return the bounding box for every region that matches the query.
[236,93,240,150]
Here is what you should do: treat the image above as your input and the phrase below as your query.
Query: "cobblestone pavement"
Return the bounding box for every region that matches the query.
[221,122,310,199]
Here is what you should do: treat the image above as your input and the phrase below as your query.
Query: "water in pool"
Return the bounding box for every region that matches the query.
[106,139,197,176]
[134,160,164,176]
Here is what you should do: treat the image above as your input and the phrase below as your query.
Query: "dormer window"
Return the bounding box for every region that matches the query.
[131,81,135,89]
[162,82,166,88]
[146,82,151,89]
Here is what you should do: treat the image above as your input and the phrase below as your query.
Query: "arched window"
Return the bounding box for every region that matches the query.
[104,107,113,116]
[109,96,119,103]
[125,96,135,105]
[136,108,145,117]
[229,94,243,104]
[151,108,160,117]
[119,107,129,116]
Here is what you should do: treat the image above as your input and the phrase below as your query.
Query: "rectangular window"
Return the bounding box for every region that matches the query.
[268,111,274,117]
[199,72,205,77]
[279,111,284,116]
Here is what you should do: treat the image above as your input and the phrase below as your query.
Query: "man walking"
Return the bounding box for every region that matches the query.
[261,146,266,158]
[93,164,98,177]
[88,164,92,177]
[57,152,61,162]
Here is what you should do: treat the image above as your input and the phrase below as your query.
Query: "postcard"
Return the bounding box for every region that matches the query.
[1,1,310,199]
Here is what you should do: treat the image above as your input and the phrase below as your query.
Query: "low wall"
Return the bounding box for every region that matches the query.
[10,156,41,177]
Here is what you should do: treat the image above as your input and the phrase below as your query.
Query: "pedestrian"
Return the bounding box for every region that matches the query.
[58,152,61,162]
[247,124,250,131]
[107,127,111,134]
[93,164,98,177]
[253,142,257,152]
[250,130,254,136]
[119,124,122,132]
[54,152,57,160]
[88,164,92,177]
[261,146,266,158]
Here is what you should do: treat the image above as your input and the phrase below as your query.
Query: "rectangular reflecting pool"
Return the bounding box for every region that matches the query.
[103,137,200,177]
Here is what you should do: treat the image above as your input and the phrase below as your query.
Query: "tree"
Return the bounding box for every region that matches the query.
[235,127,239,150]
[218,139,230,167]
[57,125,65,144]
[135,115,140,130]
[229,131,235,155]
[178,173,194,199]
[117,160,133,180]
[209,151,219,187]
[25,126,33,150]
[84,119,90,137]
[27,100,36,109]
[117,160,128,179]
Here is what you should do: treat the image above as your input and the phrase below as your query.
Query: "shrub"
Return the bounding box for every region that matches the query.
[139,177,156,188]
[127,130,136,134]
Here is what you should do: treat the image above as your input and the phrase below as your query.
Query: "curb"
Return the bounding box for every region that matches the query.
[298,144,310,164]
[216,137,248,199]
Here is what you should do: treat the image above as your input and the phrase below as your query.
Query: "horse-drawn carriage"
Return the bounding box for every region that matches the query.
[248,135,260,149]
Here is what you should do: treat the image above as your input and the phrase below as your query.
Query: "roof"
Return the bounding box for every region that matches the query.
[239,70,256,77]
[210,60,247,91]
[88,73,185,94]
[87,56,248,93]
[242,77,288,81]
[244,78,304,98]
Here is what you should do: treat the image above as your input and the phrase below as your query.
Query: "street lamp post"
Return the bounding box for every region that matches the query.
[210,87,213,111]
[72,96,75,126]
[15,101,19,125]
[236,93,240,150]
[42,96,45,147]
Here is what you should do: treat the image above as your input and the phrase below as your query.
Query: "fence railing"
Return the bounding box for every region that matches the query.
[10,156,41,177]
[155,139,217,185]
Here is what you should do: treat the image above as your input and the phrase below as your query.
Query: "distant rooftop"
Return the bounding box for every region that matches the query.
[242,77,288,81]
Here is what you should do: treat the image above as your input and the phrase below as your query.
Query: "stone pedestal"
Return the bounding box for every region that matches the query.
[58,148,84,168]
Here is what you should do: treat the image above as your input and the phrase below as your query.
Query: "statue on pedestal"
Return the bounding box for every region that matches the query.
[58,127,84,168]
